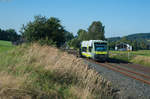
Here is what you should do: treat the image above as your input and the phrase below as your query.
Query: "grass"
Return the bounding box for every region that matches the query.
[111,50,150,56]
[147,39,150,42]
[110,50,150,67]
[0,43,118,99]
[131,56,150,66]
[0,40,14,53]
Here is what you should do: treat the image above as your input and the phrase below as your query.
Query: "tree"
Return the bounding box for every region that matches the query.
[21,15,48,42]
[139,41,147,50]
[88,21,105,40]
[6,29,20,42]
[64,31,74,41]
[0,28,19,41]
[69,21,106,49]
[108,41,116,50]
[77,29,88,41]
[131,40,138,51]
[70,37,80,49]
[21,15,72,47]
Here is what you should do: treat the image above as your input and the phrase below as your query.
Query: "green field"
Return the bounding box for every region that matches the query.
[110,50,150,56]
[0,40,14,53]
[110,50,150,66]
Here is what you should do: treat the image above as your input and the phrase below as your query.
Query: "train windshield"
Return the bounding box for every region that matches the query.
[94,43,107,51]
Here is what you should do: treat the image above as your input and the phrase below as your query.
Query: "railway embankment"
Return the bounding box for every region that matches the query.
[0,44,118,99]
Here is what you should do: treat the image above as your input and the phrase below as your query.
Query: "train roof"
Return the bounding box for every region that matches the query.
[81,40,107,47]
[89,40,107,43]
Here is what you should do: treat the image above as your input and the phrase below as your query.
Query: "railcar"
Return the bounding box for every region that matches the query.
[79,40,109,61]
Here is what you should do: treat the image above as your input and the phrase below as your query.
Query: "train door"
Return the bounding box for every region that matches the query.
[86,45,92,58]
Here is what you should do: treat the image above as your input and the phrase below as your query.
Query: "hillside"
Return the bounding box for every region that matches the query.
[0,44,117,99]
[125,33,150,40]
[108,33,150,42]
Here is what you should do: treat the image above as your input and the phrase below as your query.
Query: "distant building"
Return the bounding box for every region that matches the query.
[115,42,132,51]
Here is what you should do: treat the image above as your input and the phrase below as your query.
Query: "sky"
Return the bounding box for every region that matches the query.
[0,0,150,37]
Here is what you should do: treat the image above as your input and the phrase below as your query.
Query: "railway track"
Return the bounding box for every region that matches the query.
[65,49,150,85]
[87,59,150,85]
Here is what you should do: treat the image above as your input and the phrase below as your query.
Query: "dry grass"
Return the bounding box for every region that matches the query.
[131,55,150,66]
[0,72,31,99]
[0,43,118,99]
[24,44,113,96]
[0,72,25,88]
[69,86,93,99]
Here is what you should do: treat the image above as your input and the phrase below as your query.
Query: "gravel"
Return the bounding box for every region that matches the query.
[85,60,150,99]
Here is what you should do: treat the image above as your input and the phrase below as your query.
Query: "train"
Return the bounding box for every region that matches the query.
[79,40,109,61]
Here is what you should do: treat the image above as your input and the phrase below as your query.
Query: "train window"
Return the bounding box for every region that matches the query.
[82,47,87,52]
[94,43,107,51]
[89,47,92,52]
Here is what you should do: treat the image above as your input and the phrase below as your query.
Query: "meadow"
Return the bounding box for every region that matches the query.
[0,40,14,53]
[110,50,150,67]
[110,50,150,56]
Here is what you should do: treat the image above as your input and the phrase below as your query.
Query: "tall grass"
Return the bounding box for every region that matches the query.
[0,44,118,99]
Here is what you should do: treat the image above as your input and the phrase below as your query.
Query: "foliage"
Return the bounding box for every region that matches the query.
[69,29,88,49]
[125,33,150,40]
[108,33,150,42]
[0,28,20,42]
[108,33,150,50]
[69,37,81,49]
[70,21,105,49]
[108,37,149,51]
[77,29,88,41]
[88,21,105,40]
[64,31,74,41]
[21,15,73,47]
[37,37,56,46]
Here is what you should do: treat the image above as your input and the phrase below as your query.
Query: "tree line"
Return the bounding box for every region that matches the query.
[0,28,20,42]
[0,15,104,48]
[68,21,105,49]
[20,15,74,47]
[20,16,105,48]
[108,37,149,51]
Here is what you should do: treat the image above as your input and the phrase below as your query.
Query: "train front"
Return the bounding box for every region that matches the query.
[93,41,108,61]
